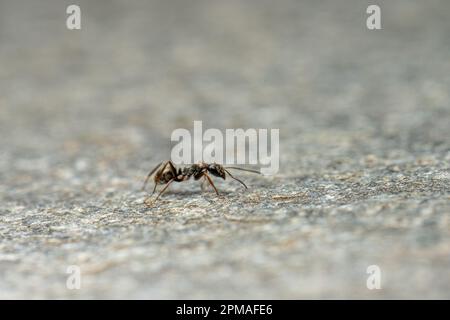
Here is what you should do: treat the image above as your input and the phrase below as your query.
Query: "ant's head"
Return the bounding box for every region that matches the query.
[207,163,226,179]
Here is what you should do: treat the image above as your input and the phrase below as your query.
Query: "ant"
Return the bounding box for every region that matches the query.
[142,160,260,203]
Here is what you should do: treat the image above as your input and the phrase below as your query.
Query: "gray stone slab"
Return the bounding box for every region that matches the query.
[0,0,449,298]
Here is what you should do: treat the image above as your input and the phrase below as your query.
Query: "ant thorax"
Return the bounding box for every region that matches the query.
[180,165,199,177]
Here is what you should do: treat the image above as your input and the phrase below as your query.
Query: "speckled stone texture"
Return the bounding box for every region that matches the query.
[0,0,449,299]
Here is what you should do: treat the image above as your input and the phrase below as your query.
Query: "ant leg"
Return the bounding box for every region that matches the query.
[142,161,164,191]
[167,160,177,172]
[151,182,157,196]
[154,178,175,201]
[143,182,158,204]
[204,173,219,195]
[201,176,209,192]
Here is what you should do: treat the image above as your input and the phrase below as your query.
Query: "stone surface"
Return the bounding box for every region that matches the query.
[0,0,449,299]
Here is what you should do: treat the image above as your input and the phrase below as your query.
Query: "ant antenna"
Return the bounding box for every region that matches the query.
[224,167,260,175]
[223,168,248,189]
[142,161,162,191]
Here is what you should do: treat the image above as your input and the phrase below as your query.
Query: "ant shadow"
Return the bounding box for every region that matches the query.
[141,188,237,208]
[154,188,234,197]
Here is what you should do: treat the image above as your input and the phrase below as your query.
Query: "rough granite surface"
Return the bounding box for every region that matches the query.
[0,0,449,299]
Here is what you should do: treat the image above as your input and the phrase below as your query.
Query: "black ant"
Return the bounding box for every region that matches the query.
[142,160,260,203]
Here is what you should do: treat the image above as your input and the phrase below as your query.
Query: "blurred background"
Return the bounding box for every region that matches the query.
[0,0,449,298]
